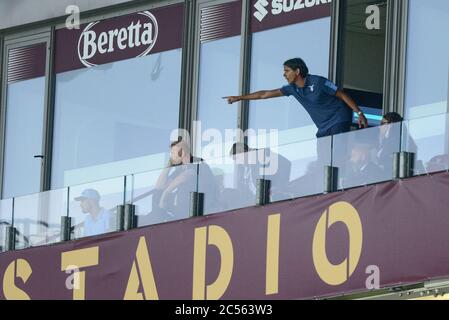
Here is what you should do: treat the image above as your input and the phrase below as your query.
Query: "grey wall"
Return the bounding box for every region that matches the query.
[0,0,138,30]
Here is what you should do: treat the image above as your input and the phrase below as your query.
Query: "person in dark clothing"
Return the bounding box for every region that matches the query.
[376,112,404,172]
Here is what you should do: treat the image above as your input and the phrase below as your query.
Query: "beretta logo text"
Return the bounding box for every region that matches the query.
[77,11,158,68]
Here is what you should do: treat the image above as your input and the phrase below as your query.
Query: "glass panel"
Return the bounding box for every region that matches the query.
[0,199,13,252]
[249,18,331,145]
[13,188,67,249]
[131,163,198,227]
[3,77,46,199]
[198,149,263,215]
[405,0,449,119]
[267,136,332,202]
[333,124,401,190]
[195,35,241,160]
[69,176,124,239]
[402,113,449,175]
[52,49,182,188]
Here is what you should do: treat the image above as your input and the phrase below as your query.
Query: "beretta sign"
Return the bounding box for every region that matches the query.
[54,4,184,74]
[77,11,158,68]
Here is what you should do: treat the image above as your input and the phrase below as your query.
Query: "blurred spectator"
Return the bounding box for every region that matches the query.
[376,112,403,171]
[426,154,449,173]
[378,112,425,175]
[75,188,111,237]
[142,137,218,222]
[229,142,292,203]
[342,142,383,188]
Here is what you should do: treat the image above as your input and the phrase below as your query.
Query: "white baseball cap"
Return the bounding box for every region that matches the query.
[75,189,100,201]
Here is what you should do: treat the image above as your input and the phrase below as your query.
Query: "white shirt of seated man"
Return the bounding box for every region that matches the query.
[75,189,111,237]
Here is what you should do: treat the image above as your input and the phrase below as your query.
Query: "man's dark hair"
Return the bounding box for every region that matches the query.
[284,58,309,78]
[230,142,250,156]
[383,112,403,124]
[170,136,184,148]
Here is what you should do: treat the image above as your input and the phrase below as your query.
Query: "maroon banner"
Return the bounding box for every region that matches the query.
[251,0,331,33]
[54,3,184,74]
[1,172,449,300]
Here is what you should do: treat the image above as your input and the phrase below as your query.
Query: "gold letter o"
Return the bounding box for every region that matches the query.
[312,202,363,286]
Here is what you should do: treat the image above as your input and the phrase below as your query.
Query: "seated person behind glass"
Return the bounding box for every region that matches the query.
[228,143,258,204]
[229,143,291,202]
[377,112,403,170]
[378,112,424,174]
[75,188,111,237]
[426,154,449,173]
[343,142,383,187]
[153,137,216,219]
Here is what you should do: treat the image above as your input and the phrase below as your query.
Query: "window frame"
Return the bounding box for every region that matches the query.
[1,0,187,198]
[328,0,409,118]
[191,0,246,156]
[0,29,52,199]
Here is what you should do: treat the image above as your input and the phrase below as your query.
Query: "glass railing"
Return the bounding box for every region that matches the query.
[130,163,197,228]
[0,198,13,253]
[68,176,125,240]
[266,136,332,202]
[14,188,67,249]
[1,112,449,252]
[401,112,449,176]
[198,149,265,215]
[333,122,402,190]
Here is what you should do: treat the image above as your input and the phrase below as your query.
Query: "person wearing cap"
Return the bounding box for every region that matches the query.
[75,189,111,237]
[224,58,368,138]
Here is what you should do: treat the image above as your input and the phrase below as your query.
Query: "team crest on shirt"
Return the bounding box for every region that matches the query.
[308,85,315,92]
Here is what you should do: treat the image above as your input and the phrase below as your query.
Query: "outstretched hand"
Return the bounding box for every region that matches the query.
[222,96,240,104]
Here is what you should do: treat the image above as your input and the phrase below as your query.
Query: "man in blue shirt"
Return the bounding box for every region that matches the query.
[225,58,368,137]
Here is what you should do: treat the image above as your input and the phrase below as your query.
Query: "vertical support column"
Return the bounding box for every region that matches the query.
[256,179,271,206]
[393,151,415,179]
[60,216,71,241]
[238,0,252,140]
[116,204,125,232]
[42,27,56,192]
[328,0,343,85]
[179,0,197,138]
[190,192,204,217]
[324,166,339,194]
[393,152,400,179]
[124,204,137,230]
[0,36,7,198]
[383,0,409,116]
[399,152,415,179]
[5,226,16,251]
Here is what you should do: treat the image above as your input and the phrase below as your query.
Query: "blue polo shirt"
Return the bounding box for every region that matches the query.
[280,75,352,136]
